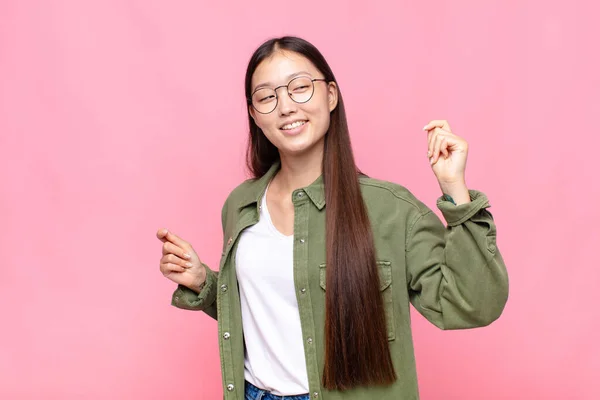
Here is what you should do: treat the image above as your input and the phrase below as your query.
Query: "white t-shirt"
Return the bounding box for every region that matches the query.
[235,181,309,395]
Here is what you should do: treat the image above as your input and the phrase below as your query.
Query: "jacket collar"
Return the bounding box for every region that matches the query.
[236,160,326,211]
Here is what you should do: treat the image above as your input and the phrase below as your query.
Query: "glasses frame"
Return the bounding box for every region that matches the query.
[249,77,328,114]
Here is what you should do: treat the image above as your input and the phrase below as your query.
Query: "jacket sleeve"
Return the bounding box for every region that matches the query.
[171,264,219,319]
[170,196,231,320]
[405,189,509,330]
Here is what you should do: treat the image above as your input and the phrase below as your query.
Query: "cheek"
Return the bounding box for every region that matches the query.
[254,115,278,133]
[308,100,331,133]
[254,117,282,145]
[315,111,331,133]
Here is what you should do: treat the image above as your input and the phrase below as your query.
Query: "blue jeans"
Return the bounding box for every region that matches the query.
[244,380,310,400]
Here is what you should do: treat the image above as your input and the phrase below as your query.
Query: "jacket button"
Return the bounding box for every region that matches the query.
[174,296,179,301]
[300,288,306,294]
[223,332,230,340]
[227,237,233,245]
[297,192,305,199]
[221,284,228,292]
[227,384,234,391]
[299,238,305,243]
[307,337,313,344]
[313,392,319,398]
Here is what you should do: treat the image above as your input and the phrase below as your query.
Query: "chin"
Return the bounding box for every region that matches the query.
[278,143,309,155]
[280,138,325,157]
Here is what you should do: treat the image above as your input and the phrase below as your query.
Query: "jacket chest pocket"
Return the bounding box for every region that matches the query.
[318,261,395,341]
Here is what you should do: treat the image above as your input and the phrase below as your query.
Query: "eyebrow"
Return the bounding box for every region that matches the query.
[253,71,313,91]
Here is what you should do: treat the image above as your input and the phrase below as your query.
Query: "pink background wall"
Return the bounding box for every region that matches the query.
[1,0,598,399]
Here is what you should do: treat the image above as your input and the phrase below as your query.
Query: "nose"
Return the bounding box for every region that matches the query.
[276,87,297,115]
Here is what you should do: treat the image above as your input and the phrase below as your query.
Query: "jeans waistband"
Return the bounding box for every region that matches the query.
[244,380,310,400]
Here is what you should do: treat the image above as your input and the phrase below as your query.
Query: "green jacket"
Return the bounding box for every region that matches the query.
[171,161,509,400]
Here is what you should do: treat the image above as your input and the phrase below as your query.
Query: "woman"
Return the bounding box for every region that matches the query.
[157,36,509,400]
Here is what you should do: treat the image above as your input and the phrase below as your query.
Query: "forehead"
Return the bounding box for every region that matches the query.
[252,50,320,89]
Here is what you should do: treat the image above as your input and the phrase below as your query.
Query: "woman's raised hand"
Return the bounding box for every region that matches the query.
[423,119,471,205]
[156,228,206,293]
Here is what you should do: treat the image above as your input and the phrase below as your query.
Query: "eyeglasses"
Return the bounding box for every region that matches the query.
[249,76,328,114]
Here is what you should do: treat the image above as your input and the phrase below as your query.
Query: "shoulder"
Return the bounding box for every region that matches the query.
[358,175,432,216]
[221,178,255,210]
[219,177,258,230]
[226,178,255,201]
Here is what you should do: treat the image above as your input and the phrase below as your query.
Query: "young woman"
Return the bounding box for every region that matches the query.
[157,36,509,400]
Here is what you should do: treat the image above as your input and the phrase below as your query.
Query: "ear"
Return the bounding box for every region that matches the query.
[248,105,257,123]
[327,81,339,112]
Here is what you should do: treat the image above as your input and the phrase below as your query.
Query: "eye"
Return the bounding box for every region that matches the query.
[253,88,276,104]
[258,94,275,103]
[292,85,310,92]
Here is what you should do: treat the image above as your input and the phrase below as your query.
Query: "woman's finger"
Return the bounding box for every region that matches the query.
[156,228,169,242]
[423,120,452,133]
[162,240,191,260]
[164,230,190,249]
[431,134,445,164]
[156,229,191,251]
[427,129,436,158]
[441,138,449,158]
[160,262,186,275]
[427,127,445,159]
[163,253,192,268]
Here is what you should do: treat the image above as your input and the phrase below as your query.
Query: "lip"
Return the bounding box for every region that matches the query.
[279,120,308,136]
[279,119,307,129]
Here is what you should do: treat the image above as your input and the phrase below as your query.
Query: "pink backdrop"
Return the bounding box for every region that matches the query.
[1,1,598,399]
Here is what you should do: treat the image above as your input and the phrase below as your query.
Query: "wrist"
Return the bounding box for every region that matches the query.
[190,268,207,294]
[439,181,470,205]
[190,279,206,294]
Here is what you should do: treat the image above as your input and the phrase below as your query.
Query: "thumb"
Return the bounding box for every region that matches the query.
[156,228,169,243]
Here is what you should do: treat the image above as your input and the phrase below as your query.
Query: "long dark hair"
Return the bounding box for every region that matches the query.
[244,36,396,390]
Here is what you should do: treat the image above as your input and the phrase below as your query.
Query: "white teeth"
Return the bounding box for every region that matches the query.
[281,120,306,130]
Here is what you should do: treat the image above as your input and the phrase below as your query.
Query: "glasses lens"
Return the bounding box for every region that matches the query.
[252,88,277,114]
[289,77,314,103]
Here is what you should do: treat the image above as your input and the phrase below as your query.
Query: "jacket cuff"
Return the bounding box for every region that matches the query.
[171,264,217,310]
[436,189,491,227]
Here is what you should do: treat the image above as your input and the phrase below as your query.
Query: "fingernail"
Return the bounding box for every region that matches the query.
[427,151,431,157]
[163,229,168,234]
[186,262,193,268]
[423,125,428,131]
[430,158,434,165]
[184,253,191,259]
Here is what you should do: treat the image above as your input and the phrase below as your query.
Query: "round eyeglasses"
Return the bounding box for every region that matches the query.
[249,76,328,114]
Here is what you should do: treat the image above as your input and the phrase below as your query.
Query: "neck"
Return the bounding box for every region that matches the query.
[273,140,324,195]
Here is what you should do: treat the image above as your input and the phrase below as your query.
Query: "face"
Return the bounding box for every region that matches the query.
[249,50,338,157]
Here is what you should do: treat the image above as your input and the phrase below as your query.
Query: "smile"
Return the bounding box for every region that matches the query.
[280,120,307,130]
